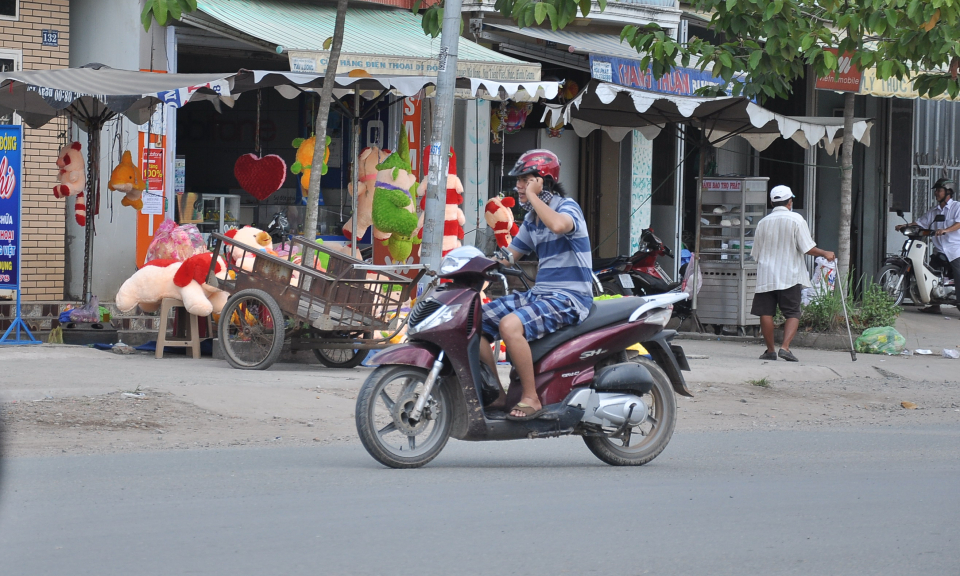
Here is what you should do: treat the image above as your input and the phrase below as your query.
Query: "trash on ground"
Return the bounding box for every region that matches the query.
[942,349,960,359]
[854,326,906,355]
[915,349,933,355]
[122,392,146,398]
[900,349,914,356]
[901,401,918,410]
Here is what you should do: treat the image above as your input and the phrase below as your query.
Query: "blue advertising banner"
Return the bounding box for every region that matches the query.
[0,124,21,290]
[0,123,39,344]
[589,54,731,97]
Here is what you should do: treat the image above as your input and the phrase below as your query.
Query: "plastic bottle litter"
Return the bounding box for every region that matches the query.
[942,349,960,359]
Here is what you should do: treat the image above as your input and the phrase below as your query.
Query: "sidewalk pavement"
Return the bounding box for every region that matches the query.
[677,304,959,386]
[2,303,957,425]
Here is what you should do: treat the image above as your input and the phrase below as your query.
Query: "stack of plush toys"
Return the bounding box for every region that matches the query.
[115,224,279,318]
[370,126,421,264]
[342,146,390,244]
[416,147,465,257]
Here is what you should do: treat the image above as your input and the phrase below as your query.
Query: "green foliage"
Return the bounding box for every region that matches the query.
[798,275,901,334]
[428,0,960,102]
[856,281,902,330]
[748,377,770,387]
[141,0,197,31]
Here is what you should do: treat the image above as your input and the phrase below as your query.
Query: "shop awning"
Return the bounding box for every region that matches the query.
[547,79,874,154]
[188,0,540,81]
[483,23,648,60]
[0,66,559,128]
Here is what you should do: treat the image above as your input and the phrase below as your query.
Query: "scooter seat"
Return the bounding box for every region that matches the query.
[528,296,646,363]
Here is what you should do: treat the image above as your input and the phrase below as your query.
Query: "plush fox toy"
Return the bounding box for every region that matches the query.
[108,151,146,211]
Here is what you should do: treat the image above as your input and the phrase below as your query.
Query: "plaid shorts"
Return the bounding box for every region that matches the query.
[481,291,583,342]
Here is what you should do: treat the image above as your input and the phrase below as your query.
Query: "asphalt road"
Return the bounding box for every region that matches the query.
[1,426,958,576]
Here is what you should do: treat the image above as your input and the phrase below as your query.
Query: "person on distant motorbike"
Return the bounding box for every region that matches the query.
[896,177,960,313]
[479,150,594,421]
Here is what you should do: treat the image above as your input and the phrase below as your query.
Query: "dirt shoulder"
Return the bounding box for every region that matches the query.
[2,343,959,457]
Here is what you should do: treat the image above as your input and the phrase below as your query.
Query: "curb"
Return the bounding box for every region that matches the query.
[676,329,853,351]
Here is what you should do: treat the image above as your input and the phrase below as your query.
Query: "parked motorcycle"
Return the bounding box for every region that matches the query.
[355,245,693,469]
[265,210,290,251]
[593,228,693,323]
[878,212,955,306]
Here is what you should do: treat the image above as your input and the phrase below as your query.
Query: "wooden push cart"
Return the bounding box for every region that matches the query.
[206,233,425,370]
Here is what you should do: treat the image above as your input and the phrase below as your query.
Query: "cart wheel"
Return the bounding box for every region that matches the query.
[219,288,285,370]
[312,332,369,369]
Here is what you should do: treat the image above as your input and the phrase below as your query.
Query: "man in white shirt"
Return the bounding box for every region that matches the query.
[751,185,835,362]
[897,177,960,313]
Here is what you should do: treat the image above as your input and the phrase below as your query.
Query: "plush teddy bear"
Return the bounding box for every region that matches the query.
[53,141,87,226]
[290,135,331,191]
[484,196,519,249]
[115,252,228,317]
[224,226,276,272]
[343,146,390,242]
[108,150,146,211]
[371,126,420,263]
[415,147,465,257]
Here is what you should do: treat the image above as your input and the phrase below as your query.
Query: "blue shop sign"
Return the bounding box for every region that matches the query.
[42,29,59,47]
[0,124,22,289]
[590,54,730,97]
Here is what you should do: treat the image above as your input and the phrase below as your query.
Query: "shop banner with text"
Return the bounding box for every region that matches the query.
[590,55,734,97]
[0,125,22,289]
[136,131,167,267]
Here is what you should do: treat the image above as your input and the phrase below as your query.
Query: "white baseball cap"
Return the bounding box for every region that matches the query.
[770,185,795,202]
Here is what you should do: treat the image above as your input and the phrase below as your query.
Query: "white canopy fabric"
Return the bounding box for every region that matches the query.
[0,66,560,128]
[546,80,873,154]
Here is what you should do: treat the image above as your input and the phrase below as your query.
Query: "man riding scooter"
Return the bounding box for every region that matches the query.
[480,149,594,421]
[896,177,960,313]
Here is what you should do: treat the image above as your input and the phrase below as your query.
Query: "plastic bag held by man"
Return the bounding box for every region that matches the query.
[145,219,206,262]
[854,326,906,355]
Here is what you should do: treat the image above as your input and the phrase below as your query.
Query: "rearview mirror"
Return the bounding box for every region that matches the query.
[935,214,946,222]
[896,210,904,218]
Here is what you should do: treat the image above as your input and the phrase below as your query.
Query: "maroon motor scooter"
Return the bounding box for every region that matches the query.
[355,246,694,469]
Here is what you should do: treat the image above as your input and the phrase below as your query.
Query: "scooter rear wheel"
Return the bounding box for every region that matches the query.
[582,357,676,466]
[356,365,452,469]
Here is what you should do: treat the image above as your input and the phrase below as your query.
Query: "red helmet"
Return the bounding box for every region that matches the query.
[508,149,560,182]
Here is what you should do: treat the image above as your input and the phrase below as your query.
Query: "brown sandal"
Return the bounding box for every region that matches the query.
[505,402,548,421]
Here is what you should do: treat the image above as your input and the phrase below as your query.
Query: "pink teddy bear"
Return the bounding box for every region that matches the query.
[53,142,87,226]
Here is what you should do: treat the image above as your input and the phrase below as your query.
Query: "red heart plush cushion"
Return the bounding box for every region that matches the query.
[234,154,287,200]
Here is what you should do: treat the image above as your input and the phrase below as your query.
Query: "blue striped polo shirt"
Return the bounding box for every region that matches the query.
[510,195,594,320]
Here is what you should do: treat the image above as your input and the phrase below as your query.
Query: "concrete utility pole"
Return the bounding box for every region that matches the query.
[419,0,463,279]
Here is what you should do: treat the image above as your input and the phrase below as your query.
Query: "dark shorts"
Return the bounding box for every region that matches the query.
[751,284,803,319]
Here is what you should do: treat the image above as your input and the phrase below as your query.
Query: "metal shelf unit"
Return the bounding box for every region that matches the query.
[696,177,769,328]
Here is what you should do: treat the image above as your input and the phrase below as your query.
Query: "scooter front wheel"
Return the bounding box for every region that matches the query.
[355,365,452,469]
[583,357,677,466]
[876,265,906,306]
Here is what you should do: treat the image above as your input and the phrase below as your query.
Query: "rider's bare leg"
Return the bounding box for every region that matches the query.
[479,335,507,408]
[499,313,540,417]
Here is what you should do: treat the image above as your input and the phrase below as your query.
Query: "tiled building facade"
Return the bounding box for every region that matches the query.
[1,0,69,302]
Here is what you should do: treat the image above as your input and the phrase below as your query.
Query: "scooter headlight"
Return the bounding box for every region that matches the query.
[408,304,462,335]
[439,246,485,275]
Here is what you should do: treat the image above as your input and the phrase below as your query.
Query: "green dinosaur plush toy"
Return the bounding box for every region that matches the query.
[371,126,420,262]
